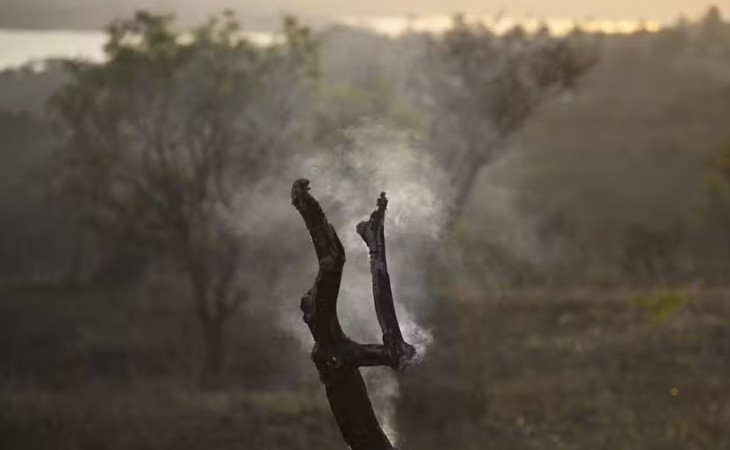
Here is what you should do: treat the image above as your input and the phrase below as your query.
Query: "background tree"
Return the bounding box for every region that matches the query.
[49,11,318,380]
[697,5,728,56]
[422,17,598,223]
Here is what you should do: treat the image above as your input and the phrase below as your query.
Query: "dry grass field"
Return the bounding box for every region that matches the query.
[2,283,728,450]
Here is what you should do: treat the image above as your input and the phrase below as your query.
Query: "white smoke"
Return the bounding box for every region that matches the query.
[301,123,442,444]
[363,368,401,445]
[300,123,443,344]
[230,121,445,442]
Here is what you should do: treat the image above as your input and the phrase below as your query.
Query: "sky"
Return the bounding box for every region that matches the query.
[6,0,721,67]
[0,0,728,31]
[257,0,728,21]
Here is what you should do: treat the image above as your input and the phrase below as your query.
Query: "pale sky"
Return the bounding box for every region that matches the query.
[2,0,728,29]
[243,0,726,21]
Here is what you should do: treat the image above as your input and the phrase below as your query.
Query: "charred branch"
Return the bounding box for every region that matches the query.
[357,193,416,369]
[291,179,416,450]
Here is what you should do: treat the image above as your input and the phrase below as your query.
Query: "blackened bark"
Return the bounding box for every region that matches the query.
[357,193,416,368]
[292,179,416,450]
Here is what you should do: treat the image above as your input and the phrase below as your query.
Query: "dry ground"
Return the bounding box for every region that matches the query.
[1,284,729,449]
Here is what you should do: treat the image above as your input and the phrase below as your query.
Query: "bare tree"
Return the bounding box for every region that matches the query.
[291,179,415,450]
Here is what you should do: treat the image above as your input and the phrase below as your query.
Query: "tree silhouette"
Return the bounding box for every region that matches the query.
[291,179,415,450]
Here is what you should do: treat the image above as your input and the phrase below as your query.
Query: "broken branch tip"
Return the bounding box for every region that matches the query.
[291,178,312,206]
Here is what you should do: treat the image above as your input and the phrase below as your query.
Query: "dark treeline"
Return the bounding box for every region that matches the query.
[1,6,730,450]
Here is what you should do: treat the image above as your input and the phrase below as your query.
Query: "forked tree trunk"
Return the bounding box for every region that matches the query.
[291,179,416,450]
[189,271,231,383]
[202,315,226,379]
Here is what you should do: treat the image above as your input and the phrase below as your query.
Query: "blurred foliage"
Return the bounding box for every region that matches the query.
[310,74,426,146]
[634,288,690,323]
[46,10,320,378]
[422,16,599,220]
[705,137,730,223]
[48,10,318,254]
[1,6,730,287]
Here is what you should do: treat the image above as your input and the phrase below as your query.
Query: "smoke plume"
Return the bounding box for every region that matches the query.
[230,121,445,442]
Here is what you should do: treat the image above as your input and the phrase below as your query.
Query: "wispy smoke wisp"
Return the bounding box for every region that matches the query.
[231,121,446,440]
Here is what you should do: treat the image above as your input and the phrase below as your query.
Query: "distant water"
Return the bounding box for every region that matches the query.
[0,16,662,70]
[0,28,277,70]
[0,29,106,69]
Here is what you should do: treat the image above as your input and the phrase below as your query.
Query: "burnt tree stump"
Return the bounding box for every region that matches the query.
[291,179,416,450]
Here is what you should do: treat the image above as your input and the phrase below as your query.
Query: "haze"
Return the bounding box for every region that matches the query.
[2,0,729,30]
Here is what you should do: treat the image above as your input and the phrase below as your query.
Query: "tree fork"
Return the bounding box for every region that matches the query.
[291,179,416,450]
